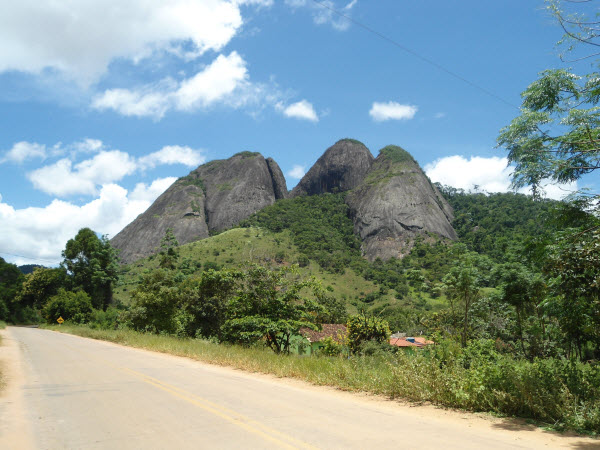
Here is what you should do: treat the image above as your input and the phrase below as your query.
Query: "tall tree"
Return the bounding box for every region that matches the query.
[443,246,481,347]
[62,228,119,310]
[498,1,600,202]
[0,257,24,321]
[222,265,325,354]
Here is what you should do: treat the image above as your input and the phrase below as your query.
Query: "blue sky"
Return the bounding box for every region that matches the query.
[0,0,587,265]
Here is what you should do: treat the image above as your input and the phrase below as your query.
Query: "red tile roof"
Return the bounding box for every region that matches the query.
[389,337,434,348]
[299,324,347,344]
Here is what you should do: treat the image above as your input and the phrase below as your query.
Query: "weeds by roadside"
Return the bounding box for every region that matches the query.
[46,324,600,435]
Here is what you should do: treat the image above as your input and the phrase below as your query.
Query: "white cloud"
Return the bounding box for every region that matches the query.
[434,112,446,119]
[22,140,204,197]
[0,178,175,266]
[175,52,248,110]
[286,0,357,31]
[92,52,255,119]
[0,0,254,85]
[72,138,104,154]
[280,100,319,122]
[287,165,306,179]
[27,151,137,197]
[1,141,46,164]
[425,155,578,200]
[138,146,206,170]
[370,102,418,122]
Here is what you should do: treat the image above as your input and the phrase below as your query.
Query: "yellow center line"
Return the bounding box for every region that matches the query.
[58,335,318,450]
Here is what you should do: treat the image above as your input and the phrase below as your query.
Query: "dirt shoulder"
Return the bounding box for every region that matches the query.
[0,327,34,449]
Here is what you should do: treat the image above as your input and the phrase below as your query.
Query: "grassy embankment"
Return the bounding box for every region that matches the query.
[48,324,600,434]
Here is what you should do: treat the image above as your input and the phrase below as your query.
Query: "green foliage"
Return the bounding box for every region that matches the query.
[17,267,67,309]
[378,145,415,164]
[125,269,179,334]
[0,257,24,321]
[240,193,362,273]
[223,265,326,353]
[318,336,344,356]
[440,188,557,262]
[43,289,93,324]
[175,269,241,339]
[544,228,600,359]
[177,175,205,192]
[233,151,260,158]
[346,314,391,354]
[158,228,179,270]
[62,228,119,310]
[442,245,482,347]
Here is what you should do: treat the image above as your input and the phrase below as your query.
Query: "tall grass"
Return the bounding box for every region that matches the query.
[48,325,600,434]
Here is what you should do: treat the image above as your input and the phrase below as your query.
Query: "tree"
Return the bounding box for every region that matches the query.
[17,267,67,309]
[498,1,600,202]
[544,228,600,359]
[126,269,179,334]
[158,228,179,270]
[346,314,390,354]
[175,269,242,338]
[62,228,119,310]
[442,246,481,347]
[0,257,24,321]
[222,265,325,354]
[43,289,93,324]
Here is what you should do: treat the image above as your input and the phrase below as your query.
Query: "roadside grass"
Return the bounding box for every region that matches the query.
[47,324,600,435]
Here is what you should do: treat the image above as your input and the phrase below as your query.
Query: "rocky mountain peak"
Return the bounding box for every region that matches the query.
[345,145,457,261]
[111,151,288,264]
[290,139,374,197]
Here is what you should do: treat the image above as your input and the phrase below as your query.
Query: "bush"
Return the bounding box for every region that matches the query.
[43,289,93,324]
[347,314,391,354]
[318,336,344,356]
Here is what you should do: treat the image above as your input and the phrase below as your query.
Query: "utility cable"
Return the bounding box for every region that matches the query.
[311,0,520,110]
[0,252,57,264]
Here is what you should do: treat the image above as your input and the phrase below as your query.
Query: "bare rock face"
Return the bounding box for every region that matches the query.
[266,157,289,200]
[111,152,288,264]
[345,146,457,261]
[290,139,374,197]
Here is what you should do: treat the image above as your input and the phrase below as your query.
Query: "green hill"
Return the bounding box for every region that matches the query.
[114,190,557,334]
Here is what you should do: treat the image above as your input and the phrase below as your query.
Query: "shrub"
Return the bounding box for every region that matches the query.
[347,314,391,354]
[43,289,93,324]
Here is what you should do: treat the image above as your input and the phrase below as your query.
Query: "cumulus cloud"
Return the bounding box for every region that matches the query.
[27,151,138,197]
[138,146,206,170]
[425,155,578,200]
[23,139,205,197]
[287,165,306,179]
[92,52,254,119]
[0,178,176,265]
[370,102,418,122]
[280,100,319,122]
[0,0,254,84]
[1,141,47,164]
[286,0,357,31]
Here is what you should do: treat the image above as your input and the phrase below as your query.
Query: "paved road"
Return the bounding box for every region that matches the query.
[0,327,597,449]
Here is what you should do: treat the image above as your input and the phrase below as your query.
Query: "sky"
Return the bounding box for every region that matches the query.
[0,0,593,266]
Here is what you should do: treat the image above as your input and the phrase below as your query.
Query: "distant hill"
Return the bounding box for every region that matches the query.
[18,264,44,275]
[112,139,457,264]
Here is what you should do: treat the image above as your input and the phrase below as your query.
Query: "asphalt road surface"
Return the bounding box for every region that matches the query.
[1,327,598,449]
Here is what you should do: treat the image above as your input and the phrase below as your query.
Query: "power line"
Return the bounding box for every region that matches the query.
[311,0,520,110]
[0,252,58,264]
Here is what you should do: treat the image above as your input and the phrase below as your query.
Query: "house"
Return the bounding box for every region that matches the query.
[389,335,434,350]
[297,324,347,355]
